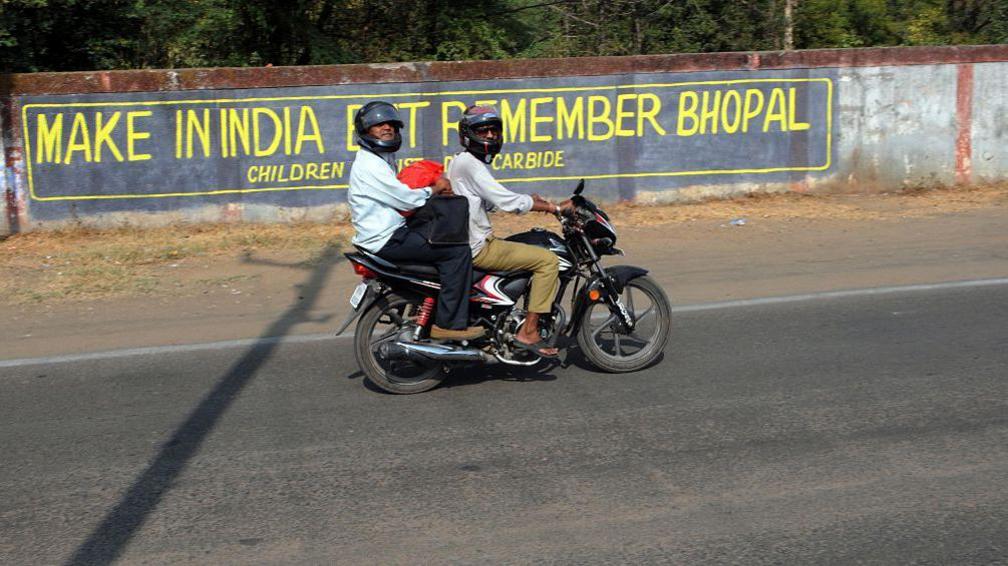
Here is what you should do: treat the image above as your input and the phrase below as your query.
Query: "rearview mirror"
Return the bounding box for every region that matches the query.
[574,179,585,195]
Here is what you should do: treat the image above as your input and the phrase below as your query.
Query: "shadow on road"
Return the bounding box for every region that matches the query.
[344,330,667,394]
[344,359,560,394]
[562,347,667,374]
[66,245,343,566]
[443,360,560,388]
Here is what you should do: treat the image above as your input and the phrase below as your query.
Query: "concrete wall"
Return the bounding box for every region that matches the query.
[973,62,1008,182]
[833,64,959,190]
[1,45,1006,233]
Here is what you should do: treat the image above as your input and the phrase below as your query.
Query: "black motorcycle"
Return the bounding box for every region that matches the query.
[337,180,671,394]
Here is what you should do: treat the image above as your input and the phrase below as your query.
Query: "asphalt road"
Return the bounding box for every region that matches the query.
[2,283,1007,564]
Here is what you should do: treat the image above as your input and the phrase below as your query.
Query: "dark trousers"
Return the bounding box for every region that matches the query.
[377,226,472,330]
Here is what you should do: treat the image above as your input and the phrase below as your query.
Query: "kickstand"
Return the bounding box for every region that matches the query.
[550,334,573,368]
[558,349,573,369]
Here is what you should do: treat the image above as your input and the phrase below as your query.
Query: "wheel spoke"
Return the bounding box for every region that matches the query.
[369,327,400,348]
[613,332,623,356]
[626,332,650,344]
[636,305,655,322]
[625,287,635,318]
[591,314,617,339]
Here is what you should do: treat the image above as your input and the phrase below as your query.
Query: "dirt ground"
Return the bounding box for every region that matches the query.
[2,184,1007,360]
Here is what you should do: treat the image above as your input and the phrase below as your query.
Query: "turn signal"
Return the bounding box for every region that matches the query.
[588,289,601,301]
[352,262,377,279]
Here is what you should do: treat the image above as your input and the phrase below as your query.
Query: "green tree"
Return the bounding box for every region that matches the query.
[793,0,894,48]
[1,0,1005,73]
[1,0,139,72]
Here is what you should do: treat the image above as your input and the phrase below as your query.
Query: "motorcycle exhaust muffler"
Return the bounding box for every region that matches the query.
[379,341,494,363]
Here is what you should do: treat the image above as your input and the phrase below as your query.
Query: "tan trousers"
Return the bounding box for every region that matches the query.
[474,237,560,313]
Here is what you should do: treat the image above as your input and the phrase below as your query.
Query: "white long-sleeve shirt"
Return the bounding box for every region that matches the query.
[348,149,432,252]
[446,151,534,256]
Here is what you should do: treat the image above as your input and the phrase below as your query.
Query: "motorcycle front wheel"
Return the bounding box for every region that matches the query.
[576,275,671,373]
[354,294,445,394]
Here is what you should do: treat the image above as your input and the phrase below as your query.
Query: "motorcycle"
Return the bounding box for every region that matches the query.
[336,180,672,394]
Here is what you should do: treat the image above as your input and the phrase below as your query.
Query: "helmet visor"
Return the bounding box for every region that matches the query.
[472,123,502,140]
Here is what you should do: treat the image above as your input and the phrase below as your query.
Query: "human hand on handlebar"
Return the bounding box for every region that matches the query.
[531,194,575,217]
[530,194,554,213]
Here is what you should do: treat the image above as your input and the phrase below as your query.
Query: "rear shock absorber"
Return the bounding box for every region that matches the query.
[414,297,436,340]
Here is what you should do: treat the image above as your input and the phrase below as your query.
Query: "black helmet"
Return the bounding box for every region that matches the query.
[459,105,503,163]
[354,101,404,153]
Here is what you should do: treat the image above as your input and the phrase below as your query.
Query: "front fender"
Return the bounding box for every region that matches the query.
[603,265,649,293]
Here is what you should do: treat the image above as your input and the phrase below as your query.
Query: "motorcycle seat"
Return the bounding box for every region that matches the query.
[473,268,530,280]
[353,246,528,281]
[397,263,439,277]
[353,245,443,278]
[396,265,529,282]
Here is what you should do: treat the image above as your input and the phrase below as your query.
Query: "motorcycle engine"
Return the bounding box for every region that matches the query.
[492,306,566,364]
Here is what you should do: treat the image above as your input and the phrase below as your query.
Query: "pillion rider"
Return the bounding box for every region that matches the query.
[347,101,483,341]
[446,105,572,358]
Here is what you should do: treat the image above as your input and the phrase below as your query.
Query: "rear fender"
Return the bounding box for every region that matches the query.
[334,279,387,336]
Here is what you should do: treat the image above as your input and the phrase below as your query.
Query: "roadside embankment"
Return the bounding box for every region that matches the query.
[2,184,1005,360]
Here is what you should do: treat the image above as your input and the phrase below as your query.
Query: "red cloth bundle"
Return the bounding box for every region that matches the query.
[395,160,444,217]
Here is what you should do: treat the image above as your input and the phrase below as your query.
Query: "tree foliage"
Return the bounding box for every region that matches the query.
[1,0,1005,73]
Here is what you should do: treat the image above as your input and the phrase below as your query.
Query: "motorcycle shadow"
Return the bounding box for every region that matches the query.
[345,347,665,393]
[441,359,561,389]
[561,347,667,374]
[343,362,560,393]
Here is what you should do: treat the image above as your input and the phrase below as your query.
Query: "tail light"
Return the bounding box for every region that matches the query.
[352,262,377,279]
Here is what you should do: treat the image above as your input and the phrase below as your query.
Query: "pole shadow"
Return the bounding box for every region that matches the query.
[66,244,343,566]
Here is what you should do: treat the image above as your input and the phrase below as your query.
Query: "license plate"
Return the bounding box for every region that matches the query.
[349,283,368,309]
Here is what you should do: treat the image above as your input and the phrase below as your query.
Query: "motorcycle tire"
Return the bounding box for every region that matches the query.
[576,275,671,373]
[354,294,446,394]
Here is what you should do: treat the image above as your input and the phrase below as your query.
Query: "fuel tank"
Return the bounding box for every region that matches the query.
[504,228,574,269]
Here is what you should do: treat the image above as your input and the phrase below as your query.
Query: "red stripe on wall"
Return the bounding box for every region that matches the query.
[955,64,974,184]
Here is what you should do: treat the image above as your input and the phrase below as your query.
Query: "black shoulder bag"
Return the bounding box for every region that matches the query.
[406,195,470,246]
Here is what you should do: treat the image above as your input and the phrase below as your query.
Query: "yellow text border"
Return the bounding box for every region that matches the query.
[22,77,833,202]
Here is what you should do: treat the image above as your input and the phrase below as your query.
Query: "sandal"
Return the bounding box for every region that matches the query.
[512,338,559,359]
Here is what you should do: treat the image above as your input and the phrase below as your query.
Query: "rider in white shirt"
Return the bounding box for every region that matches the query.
[446,105,571,357]
[348,148,431,252]
[347,101,483,341]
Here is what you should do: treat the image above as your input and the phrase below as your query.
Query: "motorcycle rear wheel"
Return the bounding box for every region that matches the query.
[576,275,671,373]
[354,294,445,394]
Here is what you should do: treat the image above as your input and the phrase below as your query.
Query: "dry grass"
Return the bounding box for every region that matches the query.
[495,182,1008,233]
[2,182,1005,305]
[0,222,351,303]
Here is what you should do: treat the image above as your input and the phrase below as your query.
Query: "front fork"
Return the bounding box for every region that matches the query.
[594,266,635,333]
[570,232,636,334]
[583,230,636,332]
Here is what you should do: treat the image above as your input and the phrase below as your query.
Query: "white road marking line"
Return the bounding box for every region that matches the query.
[3,277,1007,369]
[667,277,1008,313]
[0,333,341,370]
